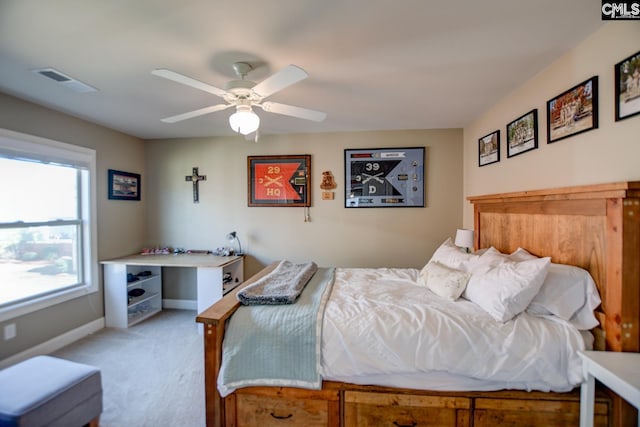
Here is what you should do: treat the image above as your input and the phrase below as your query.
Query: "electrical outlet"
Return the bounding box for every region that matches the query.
[4,323,16,340]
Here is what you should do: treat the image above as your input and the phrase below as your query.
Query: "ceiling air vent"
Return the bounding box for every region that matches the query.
[33,68,97,93]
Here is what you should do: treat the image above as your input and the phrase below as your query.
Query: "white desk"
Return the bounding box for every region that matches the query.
[579,350,640,427]
[102,254,243,330]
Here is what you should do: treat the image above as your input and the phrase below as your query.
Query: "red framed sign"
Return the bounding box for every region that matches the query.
[247,155,311,207]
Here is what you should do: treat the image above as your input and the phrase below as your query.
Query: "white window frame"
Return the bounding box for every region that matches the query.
[0,128,98,322]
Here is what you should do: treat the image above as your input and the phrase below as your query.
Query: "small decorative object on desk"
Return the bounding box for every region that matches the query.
[141,247,171,255]
[213,247,235,256]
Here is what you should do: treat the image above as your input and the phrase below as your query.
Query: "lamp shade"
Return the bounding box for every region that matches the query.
[229,106,259,135]
[454,229,474,250]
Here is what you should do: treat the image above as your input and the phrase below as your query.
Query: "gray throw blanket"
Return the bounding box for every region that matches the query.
[237,260,318,305]
[218,267,335,397]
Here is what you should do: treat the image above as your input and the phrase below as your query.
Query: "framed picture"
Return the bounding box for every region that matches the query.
[344,147,424,208]
[108,169,141,201]
[615,50,640,121]
[478,130,500,167]
[506,109,538,158]
[547,76,598,143]
[247,155,311,207]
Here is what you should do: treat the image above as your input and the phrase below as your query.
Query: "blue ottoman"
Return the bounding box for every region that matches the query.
[0,355,102,427]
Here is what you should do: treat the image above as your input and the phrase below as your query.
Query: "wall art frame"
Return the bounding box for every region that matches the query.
[506,109,538,158]
[547,76,598,143]
[247,155,311,207]
[478,130,500,167]
[615,49,640,121]
[344,147,424,208]
[108,169,141,201]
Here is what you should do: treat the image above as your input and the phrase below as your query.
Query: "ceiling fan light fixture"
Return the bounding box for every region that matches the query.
[229,105,259,135]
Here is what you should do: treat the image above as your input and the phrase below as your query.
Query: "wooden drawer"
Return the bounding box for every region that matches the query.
[231,387,339,427]
[474,396,610,427]
[344,390,471,427]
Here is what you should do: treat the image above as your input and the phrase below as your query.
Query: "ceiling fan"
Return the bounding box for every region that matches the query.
[152,62,326,135]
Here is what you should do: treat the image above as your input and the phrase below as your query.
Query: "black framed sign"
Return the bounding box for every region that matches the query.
[108,169,141,201]
[478,130,500,167]
[247,155,311,207]
[507,109,538,158]
[547,76,598,143]
[615,49,640,121]
[344,147,424,208]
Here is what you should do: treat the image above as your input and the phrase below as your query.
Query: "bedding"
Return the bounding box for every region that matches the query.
[218,267,334,397]
[236,260,318,305]
[463,252,551,322]
[509,247,602,329]
[219,255,597,396]
[321,267,587,392]
[419,261,470,301]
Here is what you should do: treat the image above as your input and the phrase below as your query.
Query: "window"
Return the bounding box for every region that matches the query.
[0,129,97,321]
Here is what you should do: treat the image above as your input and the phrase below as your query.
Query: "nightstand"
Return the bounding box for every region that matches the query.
[579,350,640,427]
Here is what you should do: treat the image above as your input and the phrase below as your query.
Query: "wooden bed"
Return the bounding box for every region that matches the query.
[196,181,640,427]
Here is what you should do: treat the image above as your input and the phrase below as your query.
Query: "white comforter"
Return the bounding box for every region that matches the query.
[320,268,587,392]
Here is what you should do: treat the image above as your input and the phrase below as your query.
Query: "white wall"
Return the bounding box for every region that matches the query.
[462,22,640,227]
[145,129,463,284]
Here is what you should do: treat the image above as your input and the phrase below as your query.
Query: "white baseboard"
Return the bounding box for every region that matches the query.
[162,299,197,310]
[0,317,105,369]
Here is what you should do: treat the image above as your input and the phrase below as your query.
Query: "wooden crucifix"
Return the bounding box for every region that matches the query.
[185,167,206,203]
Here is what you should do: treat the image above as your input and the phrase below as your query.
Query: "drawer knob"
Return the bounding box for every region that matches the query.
[270,412,293,420]
[393,422,417,427]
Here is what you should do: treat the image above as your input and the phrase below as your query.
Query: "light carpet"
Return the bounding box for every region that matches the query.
[52,309,205,427]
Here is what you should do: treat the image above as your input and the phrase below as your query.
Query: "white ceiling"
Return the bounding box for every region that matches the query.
[0,0,604,140]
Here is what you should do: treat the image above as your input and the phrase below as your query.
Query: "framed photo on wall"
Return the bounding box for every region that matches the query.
[344,147,424,208]
[478,130,500,167]
[108,169,141,201]
[547,76,598,143]
[247,155,311,207]
[615,49,640,121]
[506,109,538,158]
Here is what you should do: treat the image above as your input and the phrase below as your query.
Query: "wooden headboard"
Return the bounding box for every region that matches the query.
[469,181,640,353]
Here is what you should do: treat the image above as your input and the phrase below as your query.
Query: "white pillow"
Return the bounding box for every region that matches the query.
[533,266,602,330]
[420,261,470,301]
[509,248,602,329]
[464,255,551,322]
[468,246,510,274]
[509,247,538,262]
[567,279,601,330]
[426,237,481,272]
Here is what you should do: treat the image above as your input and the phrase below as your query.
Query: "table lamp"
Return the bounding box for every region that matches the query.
[226,231,243,255]
[455,229,474,253]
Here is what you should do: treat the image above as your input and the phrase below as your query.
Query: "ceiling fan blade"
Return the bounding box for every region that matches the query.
[160,104,232,123]
[260,101,327,122]
[252,65,308,98]
[152,69,228,98]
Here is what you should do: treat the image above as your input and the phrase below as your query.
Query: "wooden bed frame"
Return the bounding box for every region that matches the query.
[197,181,640,427]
